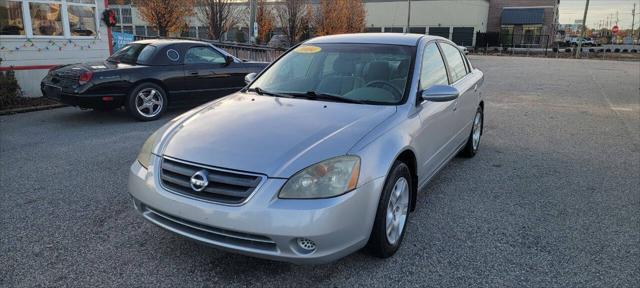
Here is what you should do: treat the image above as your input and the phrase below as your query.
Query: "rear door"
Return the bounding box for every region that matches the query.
[438,42,479,146]
[183,45,245,100]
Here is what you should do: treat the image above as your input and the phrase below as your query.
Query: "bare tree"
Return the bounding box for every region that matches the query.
[197,0,239,40]
[275,0,310,45]
[134,0,194,37]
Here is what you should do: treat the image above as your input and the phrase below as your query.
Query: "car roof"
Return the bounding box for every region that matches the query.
[305,33,444,46]
[132,39,210,47]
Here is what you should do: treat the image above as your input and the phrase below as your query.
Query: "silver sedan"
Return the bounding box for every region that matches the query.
[129,33,484,264]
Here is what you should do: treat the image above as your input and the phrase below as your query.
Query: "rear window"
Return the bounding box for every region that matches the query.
[107,43,156,65]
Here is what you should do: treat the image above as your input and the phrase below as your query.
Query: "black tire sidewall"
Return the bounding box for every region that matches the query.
[126,83,167,121]
[461,106,483,157]
[367,161,412,258]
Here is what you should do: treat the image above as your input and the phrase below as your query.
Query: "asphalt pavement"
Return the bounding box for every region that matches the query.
[1,56,638,287]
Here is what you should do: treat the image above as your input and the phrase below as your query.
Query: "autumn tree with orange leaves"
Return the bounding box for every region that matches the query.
[256,0,274,44]
[314,0,365,36]
[134,0,194,37]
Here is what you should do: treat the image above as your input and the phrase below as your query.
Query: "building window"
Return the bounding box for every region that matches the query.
[364,27,381,33]
[68,5,96,36]
[409,27,426,34]
[146,26,157,37]
[120,7,131,24]
[134,25,145,36]
[1,0,99,38]
[122,25,133,35]
[197,26,208,39]
[0,0,25,35]
[29,2,63,36]
[384,27,403,33]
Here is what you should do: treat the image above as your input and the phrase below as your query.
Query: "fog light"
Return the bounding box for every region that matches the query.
[296,238,317,252]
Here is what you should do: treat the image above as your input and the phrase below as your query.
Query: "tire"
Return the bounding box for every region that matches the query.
[460,106,483,158]
[125,82,168,121]
[366,161,412,258]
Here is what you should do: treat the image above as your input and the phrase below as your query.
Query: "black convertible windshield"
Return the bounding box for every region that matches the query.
[107,43,156,64]
[249,43,414,104]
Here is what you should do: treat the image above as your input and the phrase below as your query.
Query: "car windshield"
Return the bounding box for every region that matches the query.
[107,43,156,64]
[249,43,415,104]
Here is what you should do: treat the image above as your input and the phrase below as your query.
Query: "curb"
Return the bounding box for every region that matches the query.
[0,104,65,116]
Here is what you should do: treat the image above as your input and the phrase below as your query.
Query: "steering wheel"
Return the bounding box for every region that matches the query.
[365,80,403,100]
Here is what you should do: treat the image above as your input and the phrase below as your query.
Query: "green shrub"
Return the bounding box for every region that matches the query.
[0,59,22,110]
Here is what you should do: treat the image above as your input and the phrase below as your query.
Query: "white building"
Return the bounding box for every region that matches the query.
[363,0,489,46]
[1,0,111,97]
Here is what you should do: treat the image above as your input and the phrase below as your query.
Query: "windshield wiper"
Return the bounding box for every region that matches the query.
[292,91,365,104]
[247,87,293,98]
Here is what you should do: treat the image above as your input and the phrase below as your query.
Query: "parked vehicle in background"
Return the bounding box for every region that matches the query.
[41,39,268,121]
[458,45,469,55]
[567,37,598,47]
[268,34,290,49]
[129,33,485,263]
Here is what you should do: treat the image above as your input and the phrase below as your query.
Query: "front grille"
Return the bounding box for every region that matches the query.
[143,205,277,252]
[160,157,263,205]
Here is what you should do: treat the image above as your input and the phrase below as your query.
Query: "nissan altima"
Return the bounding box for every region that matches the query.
[128,33,484,263]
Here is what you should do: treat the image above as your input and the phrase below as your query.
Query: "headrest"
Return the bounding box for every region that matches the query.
[365,61,390,82]
[333,56,356,75]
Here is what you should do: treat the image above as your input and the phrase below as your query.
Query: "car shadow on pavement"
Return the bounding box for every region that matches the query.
[48,107,186,125]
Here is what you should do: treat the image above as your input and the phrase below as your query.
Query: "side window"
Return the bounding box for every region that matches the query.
[184,46,226,64]
[440,43,468,83]
[419,44,449,91]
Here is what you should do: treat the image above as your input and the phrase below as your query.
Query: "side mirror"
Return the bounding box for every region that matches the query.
[224,55,234,66]
[244,72,257,85]
[420,85,460,102]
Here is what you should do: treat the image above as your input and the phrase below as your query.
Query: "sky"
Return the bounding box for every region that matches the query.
[559,0,640,29]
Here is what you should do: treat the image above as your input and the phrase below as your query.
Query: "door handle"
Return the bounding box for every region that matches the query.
[189,71,199,75]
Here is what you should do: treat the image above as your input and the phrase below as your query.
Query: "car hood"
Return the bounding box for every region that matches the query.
[161,92,396,178]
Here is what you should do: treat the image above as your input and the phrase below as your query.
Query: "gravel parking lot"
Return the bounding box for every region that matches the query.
[1,56,638,287]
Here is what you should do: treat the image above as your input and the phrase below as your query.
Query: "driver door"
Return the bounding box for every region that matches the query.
[414,43,460,181]
[183,46,244,100]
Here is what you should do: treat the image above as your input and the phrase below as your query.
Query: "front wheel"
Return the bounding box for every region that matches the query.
[460,106,483,157]
[126,83,167,121]
[366,161,412,258]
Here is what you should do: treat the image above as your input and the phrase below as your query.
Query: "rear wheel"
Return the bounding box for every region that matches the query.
[126,83,167,121]
[460,106,483,157]
[367,161,412,258]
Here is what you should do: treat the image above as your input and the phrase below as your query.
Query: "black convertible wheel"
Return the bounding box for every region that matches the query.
[126,83,167,121]
[367,161,412,258]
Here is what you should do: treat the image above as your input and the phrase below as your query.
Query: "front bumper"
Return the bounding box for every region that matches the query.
[128,156,385,264]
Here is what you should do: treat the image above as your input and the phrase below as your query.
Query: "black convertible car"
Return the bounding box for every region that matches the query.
[41,39,268,120]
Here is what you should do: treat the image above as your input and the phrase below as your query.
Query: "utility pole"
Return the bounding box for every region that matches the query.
[249,0,257,44]
[576,0,590,58]
[406,0,411,33]
[632,3,636,46]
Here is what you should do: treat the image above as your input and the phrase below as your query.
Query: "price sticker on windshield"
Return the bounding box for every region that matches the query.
[294,45,321,54]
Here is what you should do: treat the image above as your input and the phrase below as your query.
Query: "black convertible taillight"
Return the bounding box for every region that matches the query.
[78,70,93,85]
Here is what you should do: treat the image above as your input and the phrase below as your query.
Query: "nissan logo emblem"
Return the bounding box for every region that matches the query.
[190,170,209,192]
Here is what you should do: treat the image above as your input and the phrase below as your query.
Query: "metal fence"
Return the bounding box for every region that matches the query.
[475,32,552,50]
[130,35,285,62]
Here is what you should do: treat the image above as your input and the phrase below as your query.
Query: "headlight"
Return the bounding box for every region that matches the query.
[279,156,360,199]
[136,122,174,168]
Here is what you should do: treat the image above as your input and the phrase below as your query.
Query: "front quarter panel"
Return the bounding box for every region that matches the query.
[349,111,421,186]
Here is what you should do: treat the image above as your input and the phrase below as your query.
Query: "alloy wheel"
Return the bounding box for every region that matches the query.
[472,110,482,151]
[385,177,409,245]
[135,88,163,118]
